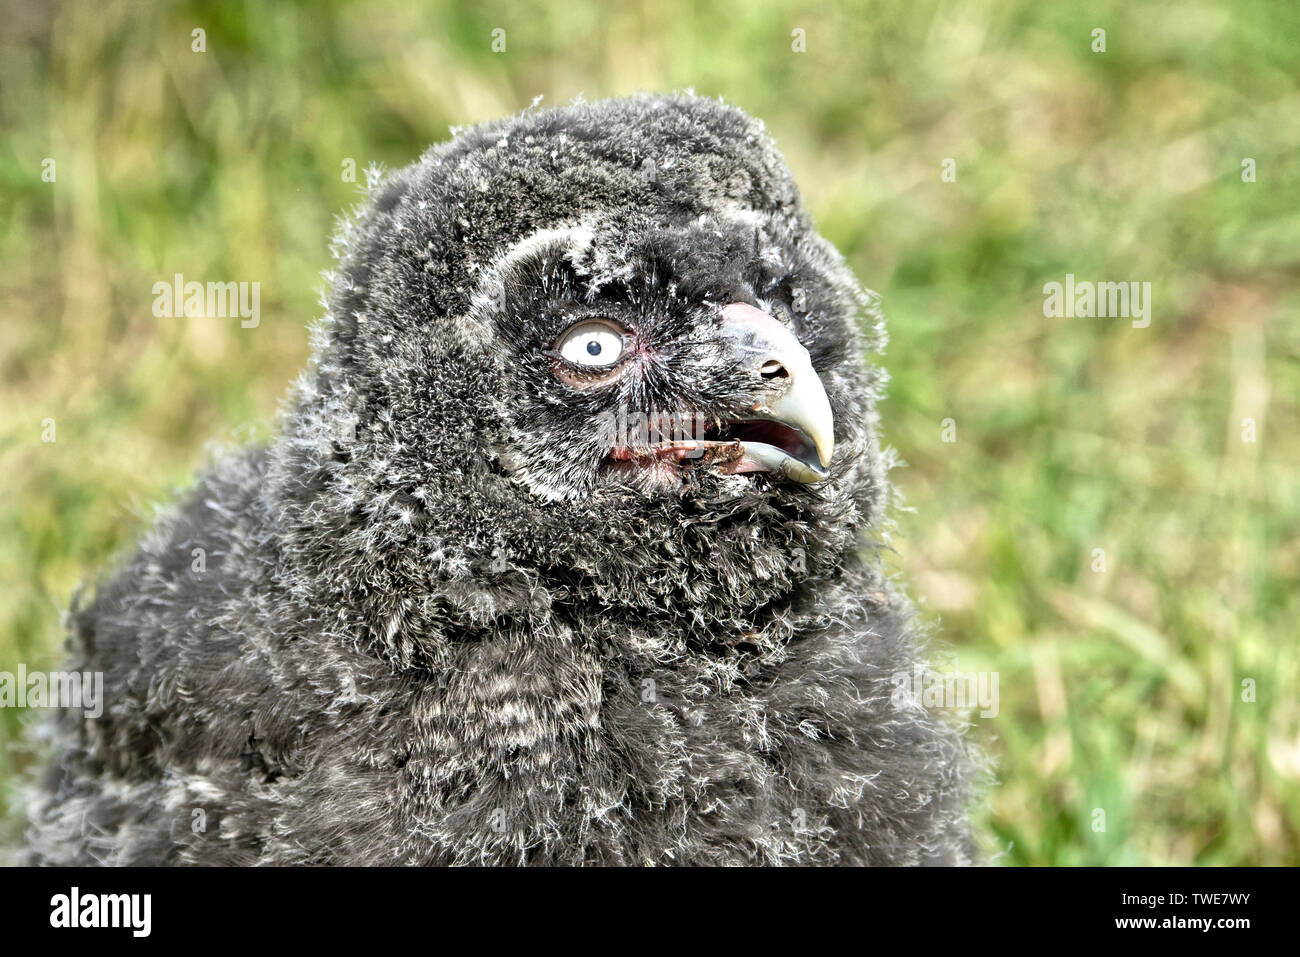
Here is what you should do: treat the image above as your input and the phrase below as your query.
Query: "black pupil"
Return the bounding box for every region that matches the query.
[586,340,602,356]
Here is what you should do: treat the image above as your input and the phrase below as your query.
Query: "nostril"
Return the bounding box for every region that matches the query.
[760,359,789,381]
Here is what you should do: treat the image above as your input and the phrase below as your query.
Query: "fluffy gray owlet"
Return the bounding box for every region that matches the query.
[28,93,979,865]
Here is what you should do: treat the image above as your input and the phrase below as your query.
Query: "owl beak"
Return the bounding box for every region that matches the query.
[717,303,835,483]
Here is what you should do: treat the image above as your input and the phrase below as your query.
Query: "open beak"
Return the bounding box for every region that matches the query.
[709,302,835,483]
[604,303,836,486]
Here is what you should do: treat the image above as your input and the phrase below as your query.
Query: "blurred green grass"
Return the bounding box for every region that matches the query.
[2,0,1297,864]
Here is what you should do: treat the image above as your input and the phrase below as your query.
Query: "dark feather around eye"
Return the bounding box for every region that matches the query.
[763,282,804,332]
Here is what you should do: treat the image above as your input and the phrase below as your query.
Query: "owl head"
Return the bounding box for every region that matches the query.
[269,94,892,665]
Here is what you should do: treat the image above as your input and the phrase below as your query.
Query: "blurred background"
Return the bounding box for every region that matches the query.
[2,0,1297,865]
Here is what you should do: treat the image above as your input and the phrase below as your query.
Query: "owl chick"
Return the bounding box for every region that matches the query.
[27,93,979,866]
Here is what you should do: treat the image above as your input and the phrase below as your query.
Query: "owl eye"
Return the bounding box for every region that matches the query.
[555,320,627,368]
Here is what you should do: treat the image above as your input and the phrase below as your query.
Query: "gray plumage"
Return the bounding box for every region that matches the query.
[27,93,979,865]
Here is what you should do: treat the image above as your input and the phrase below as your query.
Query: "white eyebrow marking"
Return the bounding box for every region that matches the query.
[455,220,598,347]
